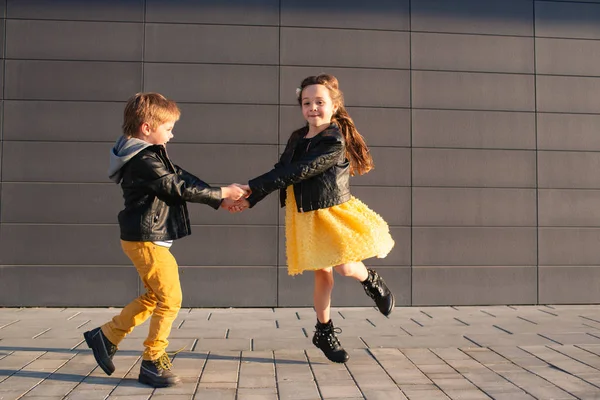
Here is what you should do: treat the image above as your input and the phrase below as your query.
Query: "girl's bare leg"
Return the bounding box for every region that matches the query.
[314,268,334,323]
[334,261,369,282]
[336,261,395,316]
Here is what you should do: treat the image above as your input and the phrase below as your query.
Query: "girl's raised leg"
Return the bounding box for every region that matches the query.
[335,261,395,316]
[333,261,369,281]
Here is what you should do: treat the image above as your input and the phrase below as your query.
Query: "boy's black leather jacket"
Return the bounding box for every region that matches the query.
[247,123,351,212]
[117,145,222,241]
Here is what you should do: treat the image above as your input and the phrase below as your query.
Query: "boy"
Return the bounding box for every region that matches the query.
[83,92,246,388]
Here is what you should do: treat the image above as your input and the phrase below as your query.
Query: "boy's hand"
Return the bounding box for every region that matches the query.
[221,184,248,200]
[228,198,250,213]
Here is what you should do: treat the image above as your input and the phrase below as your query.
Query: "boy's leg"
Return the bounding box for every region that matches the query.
[84,241,159,376]
[100,292,157,344]
[85,293,156,376]
[100,241,162,345]
[124,242,182,388]
[112,241,182,360]
[135,244,182,360]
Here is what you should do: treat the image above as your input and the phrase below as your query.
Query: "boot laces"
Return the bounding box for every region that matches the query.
[154,353,173,371]
[316,326,343,349]
[167,346,186,357]
[364,271,385,298]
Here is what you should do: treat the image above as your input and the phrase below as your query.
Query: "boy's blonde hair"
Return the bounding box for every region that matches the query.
[122,92,181,138]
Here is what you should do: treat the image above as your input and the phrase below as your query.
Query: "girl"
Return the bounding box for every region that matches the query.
[233,74,395,363]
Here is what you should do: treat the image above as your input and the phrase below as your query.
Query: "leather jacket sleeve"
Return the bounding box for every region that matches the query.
[247,133,343,207]
[137,153,223,209]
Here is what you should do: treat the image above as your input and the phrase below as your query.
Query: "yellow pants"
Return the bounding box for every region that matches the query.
[101,241,182,361]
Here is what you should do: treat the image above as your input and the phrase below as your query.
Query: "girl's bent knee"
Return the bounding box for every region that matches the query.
[334,263,353,277]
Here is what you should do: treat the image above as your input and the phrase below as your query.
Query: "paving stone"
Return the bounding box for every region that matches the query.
[65,389,113,399]
[237,387,278,400]
[487,393,536,400]
[25,382,79,397]
[317,379,362,398]
[277,381,320,400]
[238,352,276,388]
[21,397,66,400]
[5,306,600,399]
[0,390,30,399]
[361,388,408,400]
[442,390,490,399]
[192,388,236,399]
[193,338,250,351]
[400,388,450,399]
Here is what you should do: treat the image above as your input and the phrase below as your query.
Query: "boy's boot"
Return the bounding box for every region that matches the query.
[312,319,349,363]
[139,353,181,388]
[362,268,395,316]
[83,327,118,375]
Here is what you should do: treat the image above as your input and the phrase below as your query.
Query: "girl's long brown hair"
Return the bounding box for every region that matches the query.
[297,74,374,175]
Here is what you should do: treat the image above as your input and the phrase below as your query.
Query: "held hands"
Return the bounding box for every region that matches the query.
[221,183,250,201]
[220,183,251,213]
[228,198,250,213]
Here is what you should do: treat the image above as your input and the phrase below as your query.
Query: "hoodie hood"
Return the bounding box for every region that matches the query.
[108,136,152,183]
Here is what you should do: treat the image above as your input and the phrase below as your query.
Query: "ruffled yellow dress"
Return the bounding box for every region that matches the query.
[285,186,395,276]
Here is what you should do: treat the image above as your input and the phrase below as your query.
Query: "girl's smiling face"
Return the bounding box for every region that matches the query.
[301,84,337,132]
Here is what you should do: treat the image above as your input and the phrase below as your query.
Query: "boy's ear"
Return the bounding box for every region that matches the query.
[140,122,151,137]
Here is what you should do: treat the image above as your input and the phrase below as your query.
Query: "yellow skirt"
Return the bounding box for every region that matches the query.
[285,186,395,276]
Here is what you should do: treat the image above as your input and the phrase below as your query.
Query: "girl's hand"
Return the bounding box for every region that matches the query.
[229,198,250,213]
[234,183,252,197]
[220,198,236,210]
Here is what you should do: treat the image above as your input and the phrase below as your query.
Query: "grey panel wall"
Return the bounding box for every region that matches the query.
[411,0,536,306]
[2,0,599,306]
[536,0,600,304]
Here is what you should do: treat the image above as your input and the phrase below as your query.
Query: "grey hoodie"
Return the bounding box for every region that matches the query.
[108,136,152,184]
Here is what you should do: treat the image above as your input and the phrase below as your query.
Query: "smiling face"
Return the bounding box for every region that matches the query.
[301,84,338,133]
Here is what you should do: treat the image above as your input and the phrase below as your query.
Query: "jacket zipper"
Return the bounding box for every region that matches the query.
[298,139,311,212]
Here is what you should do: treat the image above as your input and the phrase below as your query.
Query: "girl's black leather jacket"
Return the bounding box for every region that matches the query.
[248,123,351,212]
[118,145,222,241]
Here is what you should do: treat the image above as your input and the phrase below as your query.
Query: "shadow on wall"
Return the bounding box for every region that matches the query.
[5,0,598,41]
[8,0,600,25]
[7,0,597,37]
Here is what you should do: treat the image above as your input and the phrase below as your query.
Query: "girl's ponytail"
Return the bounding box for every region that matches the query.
[333,107,373,176]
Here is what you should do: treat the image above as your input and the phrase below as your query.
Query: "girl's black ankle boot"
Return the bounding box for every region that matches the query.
[312,319,349,363]
[362,268,395,316]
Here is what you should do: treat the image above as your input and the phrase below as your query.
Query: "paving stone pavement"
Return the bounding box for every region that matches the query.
[2,305,600,399]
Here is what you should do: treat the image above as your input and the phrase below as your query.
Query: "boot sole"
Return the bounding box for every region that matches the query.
[382,293,396,317]
[312,341,349,363]
[83,330,115,376]
[329,357,349,363]
[138,373,179,388]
